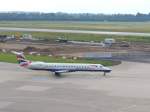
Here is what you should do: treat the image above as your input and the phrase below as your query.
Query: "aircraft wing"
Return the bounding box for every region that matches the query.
[55,70,74,74]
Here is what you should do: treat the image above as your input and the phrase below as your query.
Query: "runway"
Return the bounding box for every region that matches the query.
[0,61,150,112]
[0,27,150,36]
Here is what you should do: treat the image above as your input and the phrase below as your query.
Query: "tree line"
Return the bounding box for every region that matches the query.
[0,12,150,21]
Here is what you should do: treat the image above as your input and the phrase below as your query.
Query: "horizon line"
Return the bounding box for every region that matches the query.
[0,11,149,15]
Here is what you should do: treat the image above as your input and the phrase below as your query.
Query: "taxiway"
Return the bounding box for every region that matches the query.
[0,62,150,112]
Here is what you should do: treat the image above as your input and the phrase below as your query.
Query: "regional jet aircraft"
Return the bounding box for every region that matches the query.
[12,51,112,77]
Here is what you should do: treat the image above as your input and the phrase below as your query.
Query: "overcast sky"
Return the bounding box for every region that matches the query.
[0,0,150,14]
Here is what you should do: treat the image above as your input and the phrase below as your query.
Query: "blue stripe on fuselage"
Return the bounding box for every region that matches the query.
[30,68,111,73]
[18,60,27,64]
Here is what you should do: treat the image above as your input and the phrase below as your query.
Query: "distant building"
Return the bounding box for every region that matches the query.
[104,38,116,44]
[0,35,8,42]
[56,37,68,43]
[22,34,33,39]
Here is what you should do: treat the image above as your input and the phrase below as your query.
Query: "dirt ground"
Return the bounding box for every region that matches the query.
[1,41,150,56]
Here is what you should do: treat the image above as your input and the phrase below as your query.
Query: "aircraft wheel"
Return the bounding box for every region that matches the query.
[55,72,61,77]
[103,72,106,76]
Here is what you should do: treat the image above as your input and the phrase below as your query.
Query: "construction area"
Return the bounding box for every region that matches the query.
[0,34,150,63]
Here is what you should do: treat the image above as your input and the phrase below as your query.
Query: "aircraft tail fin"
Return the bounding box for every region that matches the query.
[11,51,31,67]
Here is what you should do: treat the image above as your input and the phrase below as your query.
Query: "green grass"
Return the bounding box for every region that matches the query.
[0,21,150,33]
[0,31,150,43]
[0,53,114,66]
[0,21,150,43]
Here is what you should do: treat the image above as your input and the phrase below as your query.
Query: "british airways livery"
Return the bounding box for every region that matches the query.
[12,51,112,77]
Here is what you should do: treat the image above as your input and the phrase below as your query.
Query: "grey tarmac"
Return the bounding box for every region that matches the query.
[0,27,150,36]
[0,61,150,112]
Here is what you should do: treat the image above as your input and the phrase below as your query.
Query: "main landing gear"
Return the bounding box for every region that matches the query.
[51,72,61,77]
[54,72,61,77]
[103,72,106,76]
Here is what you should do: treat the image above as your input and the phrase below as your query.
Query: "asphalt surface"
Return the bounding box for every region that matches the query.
[0,62,150,112]
[0,27,150,36]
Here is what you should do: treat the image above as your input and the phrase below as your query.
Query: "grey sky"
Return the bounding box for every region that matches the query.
[0,0,150,14]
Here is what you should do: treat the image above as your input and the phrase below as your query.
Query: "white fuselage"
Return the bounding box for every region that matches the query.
[26,62,111,73]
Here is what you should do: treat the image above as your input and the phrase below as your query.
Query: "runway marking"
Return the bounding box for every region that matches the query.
[16,85,50,92]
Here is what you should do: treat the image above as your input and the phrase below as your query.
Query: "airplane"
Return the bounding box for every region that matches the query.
[12,51,112,77]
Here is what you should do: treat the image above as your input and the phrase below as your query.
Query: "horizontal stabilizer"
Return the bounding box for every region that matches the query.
[11,51,23,55]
